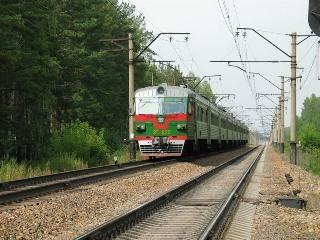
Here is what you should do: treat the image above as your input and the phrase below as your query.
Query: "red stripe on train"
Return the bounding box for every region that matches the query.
[134,114,187,129]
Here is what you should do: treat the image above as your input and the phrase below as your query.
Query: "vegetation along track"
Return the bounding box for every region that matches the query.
[75,146,263,240]
[0,158,180,205]
[0,148,240,205]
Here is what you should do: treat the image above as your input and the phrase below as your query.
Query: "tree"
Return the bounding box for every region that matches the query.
[0,0,153,161]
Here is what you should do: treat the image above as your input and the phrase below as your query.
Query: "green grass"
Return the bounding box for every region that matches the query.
[0,148,142,182]
[0,153,90,182]
[0,159,51,182]
[111,146,143,165]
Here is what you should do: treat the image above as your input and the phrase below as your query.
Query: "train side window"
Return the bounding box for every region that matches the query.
[205,110,208,122]
[215,114,218,125]
[198,107,202,121]
[197,107,200,120]
[188,100,193,115]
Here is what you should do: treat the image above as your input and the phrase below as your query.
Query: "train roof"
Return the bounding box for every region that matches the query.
[135,84,195,98]
[135,84,213,107]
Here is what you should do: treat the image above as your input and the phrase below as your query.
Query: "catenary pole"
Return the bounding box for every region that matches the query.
[280,76,285,153]
[128,33,136,161]
[277,99,281,150]
[290,33,297,164]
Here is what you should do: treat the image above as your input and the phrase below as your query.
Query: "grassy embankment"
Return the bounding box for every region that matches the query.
[0,121,139,182]
[0,148,136,182]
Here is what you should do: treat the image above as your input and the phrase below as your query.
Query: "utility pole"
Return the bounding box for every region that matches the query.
[273,115,277,147]
[277,99,281,151]
[280,76,285,153]
[128,33,136,161]
[290,32,297,164]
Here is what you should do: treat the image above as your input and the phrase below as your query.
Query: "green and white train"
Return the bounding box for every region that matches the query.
[134,84,249,157]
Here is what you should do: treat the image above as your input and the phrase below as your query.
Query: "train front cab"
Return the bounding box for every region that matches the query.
[134,85,190,157]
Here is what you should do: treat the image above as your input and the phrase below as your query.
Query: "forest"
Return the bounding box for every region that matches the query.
[0,0,212,180]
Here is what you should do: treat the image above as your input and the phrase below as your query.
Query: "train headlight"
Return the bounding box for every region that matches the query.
[157,86,165,94]
[136,123,146,131]
[177,124,187,130]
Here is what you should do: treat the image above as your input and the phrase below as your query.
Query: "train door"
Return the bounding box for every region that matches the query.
[207,107,211,146]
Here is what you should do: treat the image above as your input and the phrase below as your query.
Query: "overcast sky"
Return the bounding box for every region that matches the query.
[123,0,319,134]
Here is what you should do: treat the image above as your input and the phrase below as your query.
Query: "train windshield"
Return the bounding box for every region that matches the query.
[136,97,186,115]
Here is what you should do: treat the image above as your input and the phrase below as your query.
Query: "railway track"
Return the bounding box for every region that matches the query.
[0,157,179,205]
[0,147,242,205]
[75,146,263,240]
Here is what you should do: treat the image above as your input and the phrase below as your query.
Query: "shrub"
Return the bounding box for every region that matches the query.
[48,121,110,166]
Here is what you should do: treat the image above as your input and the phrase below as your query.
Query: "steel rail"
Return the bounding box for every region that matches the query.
[0,158,178,205]
[199,146,265,239]
[0,158,171,191]
[74,146,260,240]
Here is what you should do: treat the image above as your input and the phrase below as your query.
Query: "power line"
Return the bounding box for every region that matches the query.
[216,0,262,126]
[186,42,204,76]
[217,0,254,96]
[125,0,162,33]
[124,0,197,77]
[232,0,241,28]
[301,54,316,89]
[299,39,318,62]
[170,41,193,74]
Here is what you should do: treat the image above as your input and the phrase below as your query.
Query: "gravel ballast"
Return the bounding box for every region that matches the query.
[0,148,249,240]
[252,146,320,240]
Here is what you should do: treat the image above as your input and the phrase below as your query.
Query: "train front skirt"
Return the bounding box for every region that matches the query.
[137,139,185,156]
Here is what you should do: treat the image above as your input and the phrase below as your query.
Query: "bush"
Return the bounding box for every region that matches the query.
[48,121,110,166]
